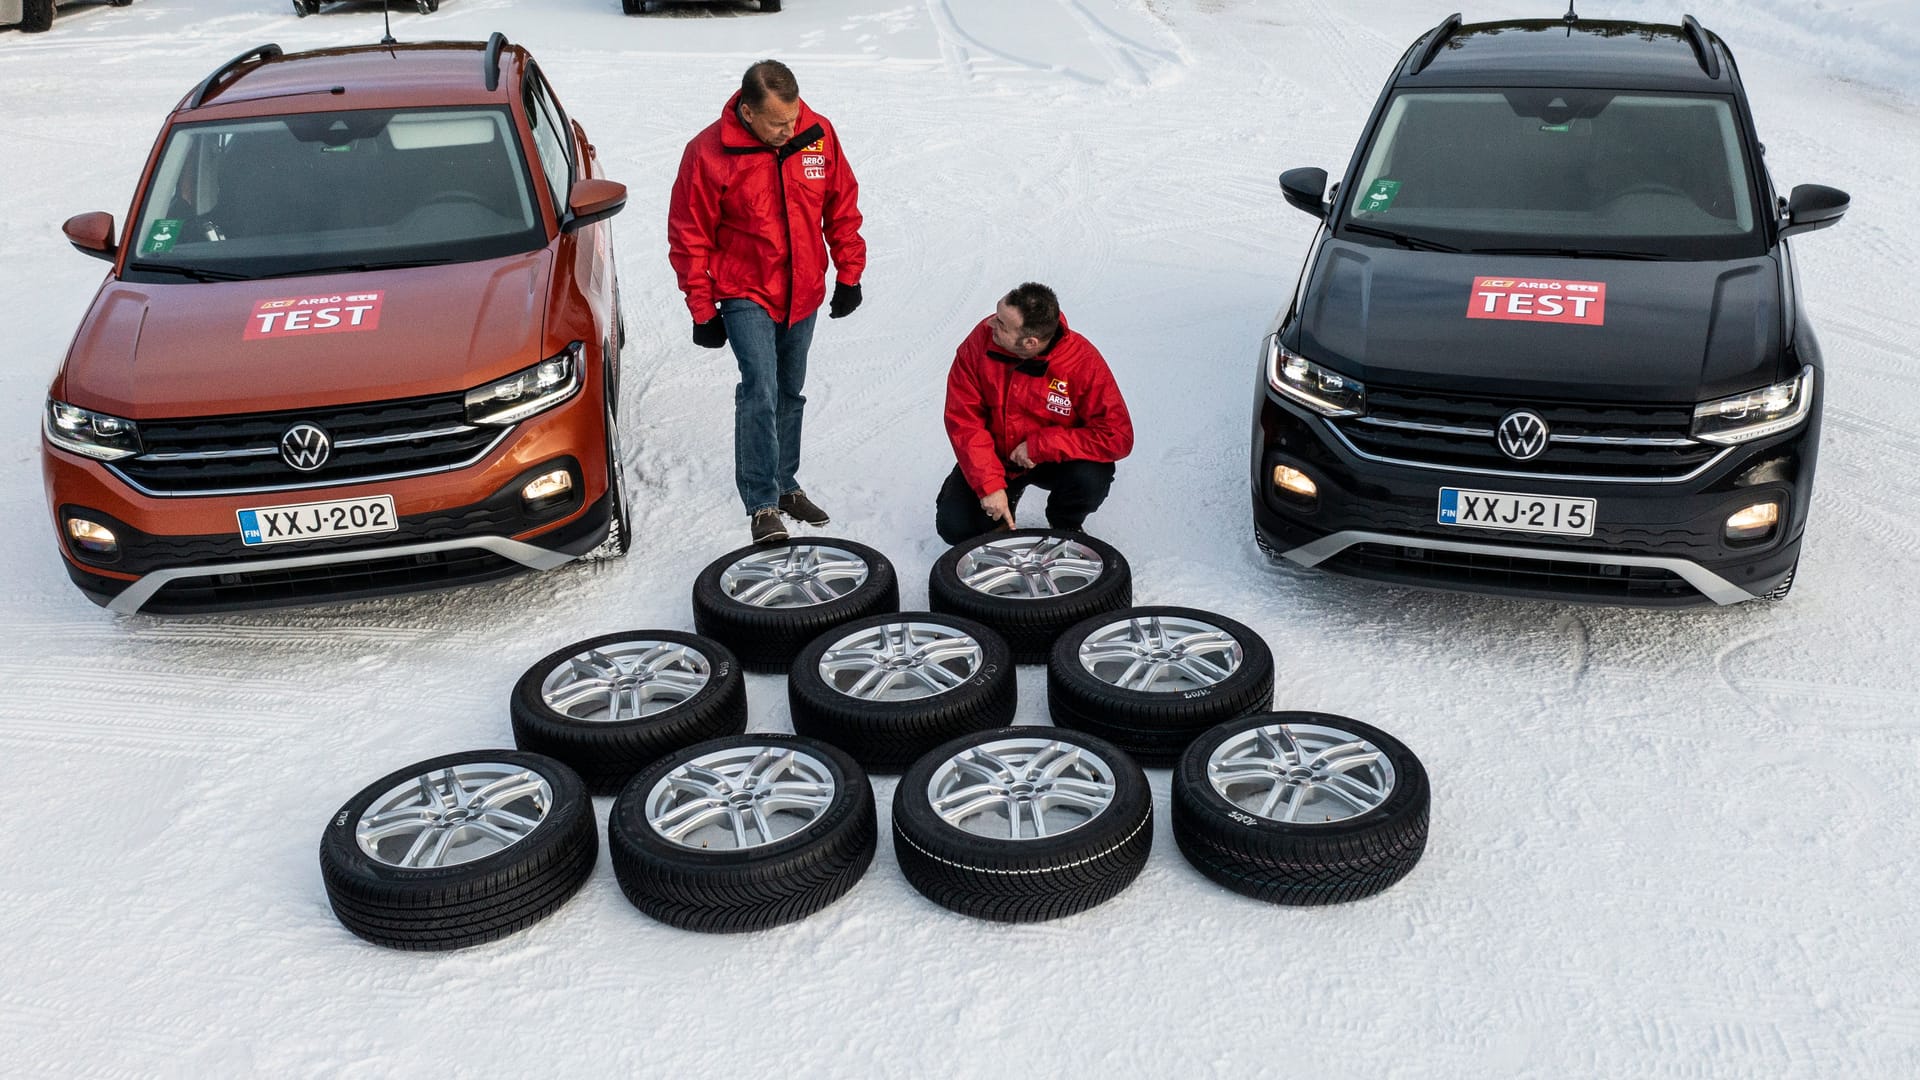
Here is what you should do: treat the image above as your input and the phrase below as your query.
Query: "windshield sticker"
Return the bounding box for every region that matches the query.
[1359,179,1401,213]
[143,219,183,255]
[245,292,385,340]
[1467,277,1606,326]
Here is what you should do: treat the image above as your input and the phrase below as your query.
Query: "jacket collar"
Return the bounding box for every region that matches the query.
[719,90,823,159]
[985,314,1071,376]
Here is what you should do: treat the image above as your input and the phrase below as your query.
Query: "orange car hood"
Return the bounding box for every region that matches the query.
[62,251,553,418]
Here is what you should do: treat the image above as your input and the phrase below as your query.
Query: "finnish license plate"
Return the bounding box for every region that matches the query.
[1437,487,1595,537]
[238,495,397,546]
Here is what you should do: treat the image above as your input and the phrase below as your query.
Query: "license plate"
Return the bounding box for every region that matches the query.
[1437,487,1595,537]
[238,495,397,546]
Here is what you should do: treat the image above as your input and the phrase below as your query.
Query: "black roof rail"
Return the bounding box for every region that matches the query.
[186,43,283,109]
[483,32,508,92]
[1403,12,1463,77]
[1681,14,1722,79]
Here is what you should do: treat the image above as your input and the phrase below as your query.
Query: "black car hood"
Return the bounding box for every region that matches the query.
[1295,240,1786,401]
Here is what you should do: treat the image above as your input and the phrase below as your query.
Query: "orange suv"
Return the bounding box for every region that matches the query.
[43,34,631,614]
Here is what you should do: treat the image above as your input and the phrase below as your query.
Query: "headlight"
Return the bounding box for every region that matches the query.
[1692,366,1814,445]
[1266,337,1366,417]
[45,400,142,460]
[465,342,583,426]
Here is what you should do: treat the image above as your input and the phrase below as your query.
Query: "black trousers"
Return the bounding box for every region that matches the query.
[934,460,1116,544]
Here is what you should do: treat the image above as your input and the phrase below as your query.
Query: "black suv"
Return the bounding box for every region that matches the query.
[1252,12,1848,606]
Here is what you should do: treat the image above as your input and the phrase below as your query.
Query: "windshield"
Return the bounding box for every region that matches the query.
[125,107,544,282]
[1339,89,1764,260]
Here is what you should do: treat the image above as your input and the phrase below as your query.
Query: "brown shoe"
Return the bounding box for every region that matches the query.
[750,508,789,544]
[778,489,831,526]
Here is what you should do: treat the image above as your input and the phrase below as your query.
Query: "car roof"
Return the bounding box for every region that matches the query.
[181,41,528,118]
[1397,18,1738,92]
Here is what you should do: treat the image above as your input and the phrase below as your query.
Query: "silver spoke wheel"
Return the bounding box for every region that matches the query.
[957,536,1104,600]
[927,737,1116,840]
[1206,722,1396,825]
[647,745,837,851]
[538,639,711,722]
[1078,614,1243,692]
[818,621,984,701]
[356,763,554,869]
[720,545,870,608]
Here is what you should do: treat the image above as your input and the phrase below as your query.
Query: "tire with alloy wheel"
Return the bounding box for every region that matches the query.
[1048,606,1274,766]
[510,631,747,795]
[927,529,1131,664]
[692,538,899,673]
[788,613,1015,772]
[319,750,597,950]
[1172,712,1428,906]
[609,734,876,932]
[892,727,1152,923]
[20,0,53,31]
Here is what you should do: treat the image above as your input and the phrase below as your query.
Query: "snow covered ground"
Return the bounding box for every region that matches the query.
[4,0,1919,1074]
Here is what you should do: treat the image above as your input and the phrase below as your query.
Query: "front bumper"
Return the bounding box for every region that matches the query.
[1250,390,1817,607]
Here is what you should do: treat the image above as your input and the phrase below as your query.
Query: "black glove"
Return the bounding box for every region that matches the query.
[692,315,727,349]
[828,281,862,319]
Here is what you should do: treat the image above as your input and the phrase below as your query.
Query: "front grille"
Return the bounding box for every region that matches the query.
[143,549,524,613]
[112,391,505,495]
[1326,542,1701,603]
[1331,385,1722,480]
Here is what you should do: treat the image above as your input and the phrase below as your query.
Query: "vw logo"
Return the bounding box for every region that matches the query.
[280,423,333,471]
[1495,410,1550,461]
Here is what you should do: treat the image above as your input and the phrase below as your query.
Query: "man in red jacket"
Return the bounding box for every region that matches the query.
[938,283,1134,543]
[668,60,866,543]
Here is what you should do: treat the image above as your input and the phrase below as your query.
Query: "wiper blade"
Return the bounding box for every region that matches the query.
[260,258,455,279]
[124,261,252,282]
[1470,246,1667,261]
[1343,223,1464,253]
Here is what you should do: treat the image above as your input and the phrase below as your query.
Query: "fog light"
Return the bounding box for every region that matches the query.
[1724,501,1779,541]
[521,469,574,506]
[65,517,118,555]
[1272,464,1319,499]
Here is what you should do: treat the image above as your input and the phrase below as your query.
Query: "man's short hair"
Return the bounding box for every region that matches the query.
[1003,282,1060,343]
[741,60,800,107]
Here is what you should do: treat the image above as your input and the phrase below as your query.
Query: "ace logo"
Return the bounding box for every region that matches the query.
[245,291,385,340]
[1467,277,1606,326]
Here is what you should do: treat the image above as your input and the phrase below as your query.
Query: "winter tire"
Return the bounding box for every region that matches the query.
[1048,606,1274,766]
[893,727,1151,923]
[788,613,1015,772]
[319,750,597,950]
[510,631,747,795]
[692,538,899,673]
[416,0,438,13]
[585,397,631,560]
[1761,561,1797,602]
[927,529,1132,664]
[759,0,782,11]
[621,0,642,12]
[1172,712,1428,906]
[20,0,53,32]
[609,734,876,932]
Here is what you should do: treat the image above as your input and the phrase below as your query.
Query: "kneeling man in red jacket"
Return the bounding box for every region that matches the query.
[938,283,1134,543]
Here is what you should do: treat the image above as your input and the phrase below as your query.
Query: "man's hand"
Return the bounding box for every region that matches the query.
[692,315,727,349]
[1009,440,1035,470]
[828,281,862,319]
[980,489,1016,530]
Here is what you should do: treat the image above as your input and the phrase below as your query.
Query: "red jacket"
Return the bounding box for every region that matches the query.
[944,315,1134,497]
[668,92,865,326]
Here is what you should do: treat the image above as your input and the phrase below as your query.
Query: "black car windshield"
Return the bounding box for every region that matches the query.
[124,107,544,282]
[1338,89,1766,260]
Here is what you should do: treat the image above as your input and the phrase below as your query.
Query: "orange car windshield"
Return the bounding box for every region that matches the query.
[126,106,545,281]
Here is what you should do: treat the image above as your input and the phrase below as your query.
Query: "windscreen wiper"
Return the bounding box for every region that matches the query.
[259,258,455,279]
[124,261,252,282]
[1470,246,1667,261]
[1342,223,1463,253]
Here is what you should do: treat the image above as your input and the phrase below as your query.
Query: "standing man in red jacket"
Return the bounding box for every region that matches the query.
[938,283,1134,543]
[669,60,866,544]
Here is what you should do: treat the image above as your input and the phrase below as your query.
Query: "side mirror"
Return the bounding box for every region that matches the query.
[1780,184,1848,238]
[1279,167,1330,219]
[562,178,627,234]
[63,212,117,262]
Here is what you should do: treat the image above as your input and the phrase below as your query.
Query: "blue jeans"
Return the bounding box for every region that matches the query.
[720,298,817,514]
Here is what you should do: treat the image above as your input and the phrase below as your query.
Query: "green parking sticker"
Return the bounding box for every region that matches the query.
[1360,179,1402,213]
[144,218,183,254]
